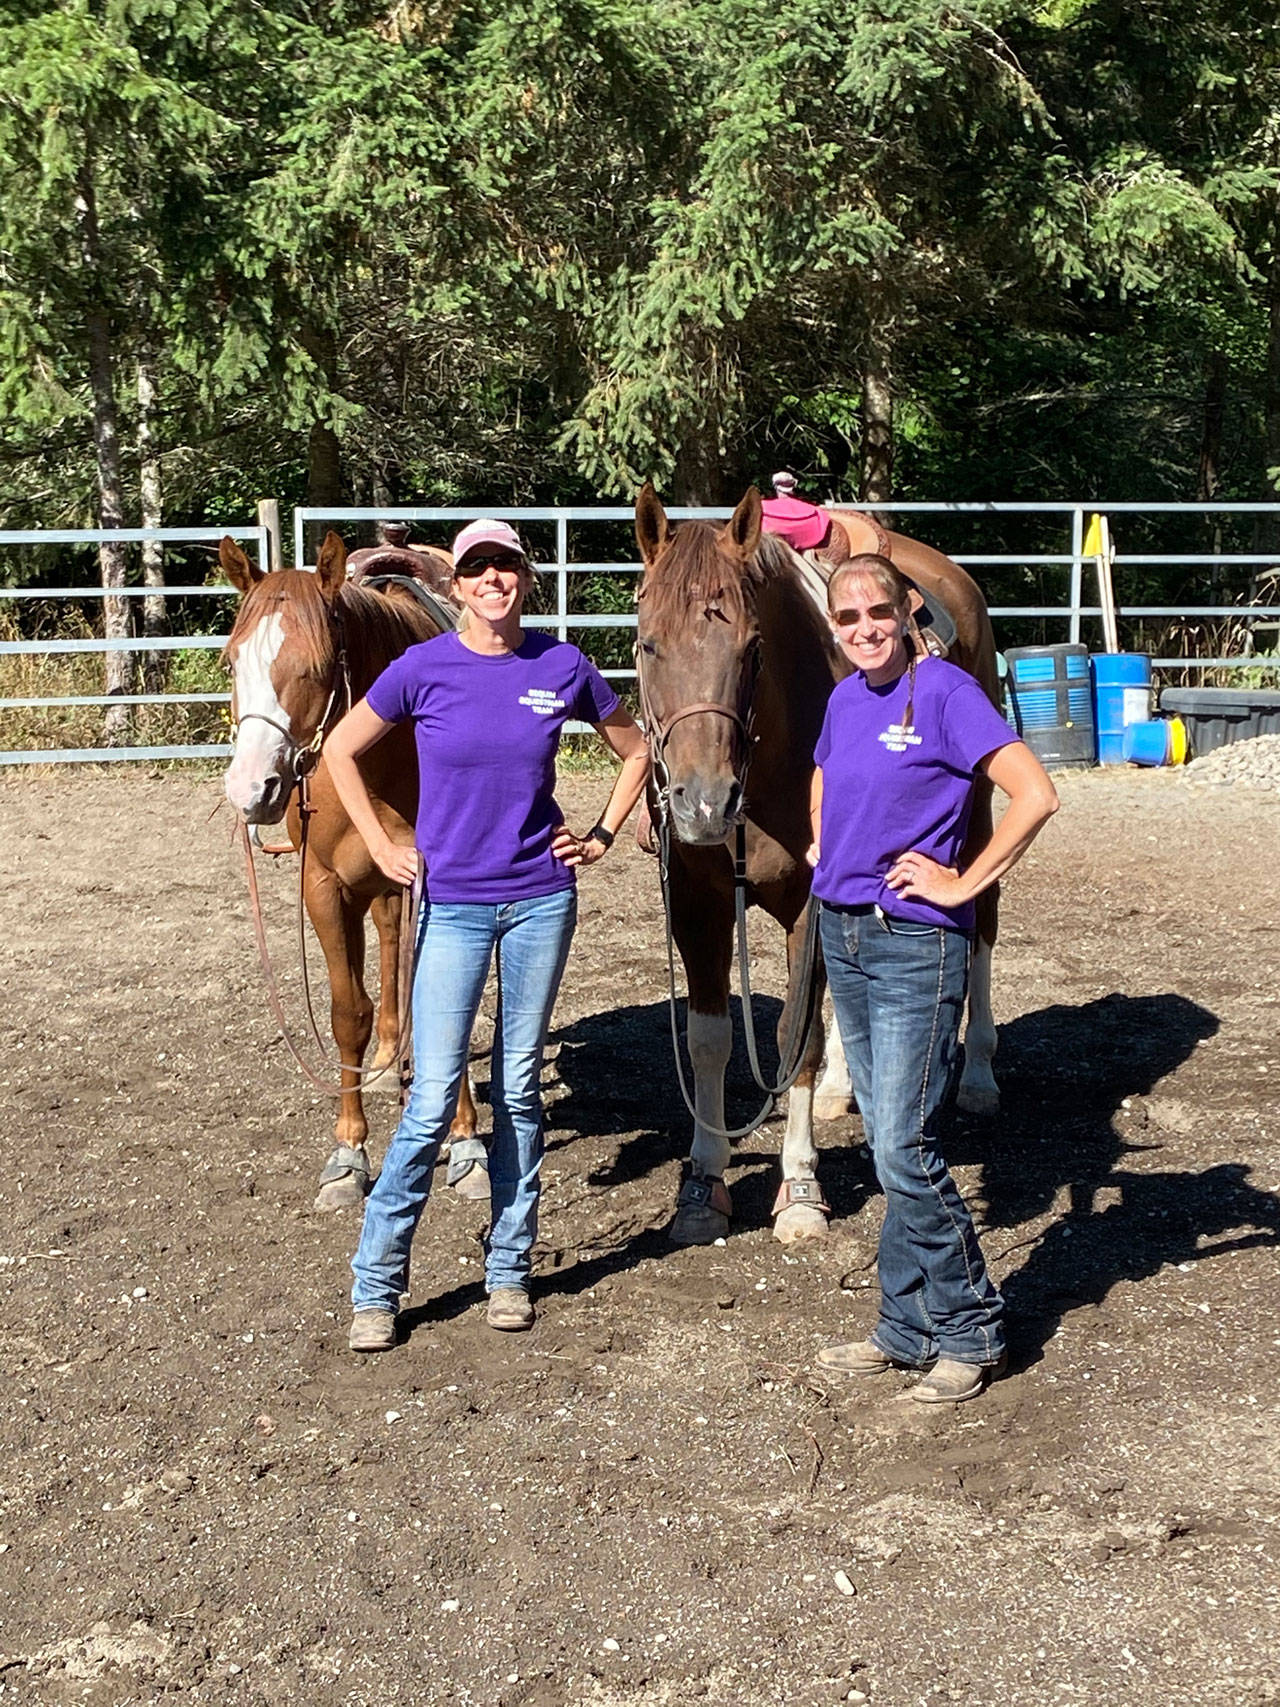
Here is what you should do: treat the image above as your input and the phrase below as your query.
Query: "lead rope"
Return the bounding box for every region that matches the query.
[238,801,422,1099]
[654,814,824,1140]
[733,821,824,1096]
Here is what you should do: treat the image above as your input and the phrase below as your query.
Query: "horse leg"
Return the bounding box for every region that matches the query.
[957,914,999,1114]
[368,890,404,1073]
[814,1013,854,1121]
[956,783,1000,1114]
[669,877,735,1246]
[370,892,486,1194]
[774,909,832,1243]
[444,1068,489,1201]
[305,868,377,1210]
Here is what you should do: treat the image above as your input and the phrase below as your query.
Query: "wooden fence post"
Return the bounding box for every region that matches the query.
[257,500,283,573]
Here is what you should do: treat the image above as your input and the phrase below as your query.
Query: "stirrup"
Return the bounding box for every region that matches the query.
[446,1136,489,1187]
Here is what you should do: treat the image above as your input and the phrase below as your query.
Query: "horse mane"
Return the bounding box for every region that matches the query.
[224,570,442,692]
[640,519,786,631]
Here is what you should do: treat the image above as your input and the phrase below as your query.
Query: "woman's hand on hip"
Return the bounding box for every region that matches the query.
[884,850,965,906]
[372,835,420,887]
[551,824,606,868]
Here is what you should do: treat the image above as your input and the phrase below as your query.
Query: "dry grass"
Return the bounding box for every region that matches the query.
[0,607,229,753]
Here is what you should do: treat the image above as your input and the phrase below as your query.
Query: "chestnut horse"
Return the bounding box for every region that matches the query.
[220,532,478,1209]
[635,484,1003,1245]
[636,484,846,1243]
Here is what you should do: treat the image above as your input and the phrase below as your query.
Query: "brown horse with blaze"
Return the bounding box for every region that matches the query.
[220,532,478,1208]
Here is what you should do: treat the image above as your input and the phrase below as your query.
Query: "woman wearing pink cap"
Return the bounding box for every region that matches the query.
[324,519,648,1350]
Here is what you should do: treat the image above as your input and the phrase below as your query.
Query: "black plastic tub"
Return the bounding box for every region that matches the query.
[1158,687,1280,755]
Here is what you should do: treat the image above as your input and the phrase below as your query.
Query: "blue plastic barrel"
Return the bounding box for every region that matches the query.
[1004,643,1095,768]
[1091,653,1152,764]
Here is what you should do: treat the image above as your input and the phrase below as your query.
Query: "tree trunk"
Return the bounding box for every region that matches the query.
[671,412,724,507]
[859,334,894,507]
[301,322,346,520]
[78,159,132,747]
[137,346,168,695]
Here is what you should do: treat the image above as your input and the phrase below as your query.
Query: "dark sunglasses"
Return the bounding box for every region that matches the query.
[831,602,900,627]
[455,550,525,575]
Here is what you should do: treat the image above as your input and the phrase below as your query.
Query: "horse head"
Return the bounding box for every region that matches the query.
[221,531,348,824]
[635,483,764,846]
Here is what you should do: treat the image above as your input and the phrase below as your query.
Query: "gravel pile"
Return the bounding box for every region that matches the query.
[1184,730,1280,789]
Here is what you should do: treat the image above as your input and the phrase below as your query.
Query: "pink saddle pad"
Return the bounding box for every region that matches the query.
[760,496,831,552]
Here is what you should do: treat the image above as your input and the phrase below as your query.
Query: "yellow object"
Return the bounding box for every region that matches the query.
[1168,716,1188,765]
[1082,513,1105,558]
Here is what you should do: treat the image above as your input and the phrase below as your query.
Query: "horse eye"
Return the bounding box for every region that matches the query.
[637,638,659,657]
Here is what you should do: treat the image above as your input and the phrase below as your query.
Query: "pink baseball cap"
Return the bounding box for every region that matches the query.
[450,518,527,565]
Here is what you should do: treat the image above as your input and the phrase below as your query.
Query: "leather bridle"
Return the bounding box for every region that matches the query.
[634,631,762,821]
[229,614,353,793]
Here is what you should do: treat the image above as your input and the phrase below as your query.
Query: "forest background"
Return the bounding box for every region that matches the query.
[3,0,1280,735]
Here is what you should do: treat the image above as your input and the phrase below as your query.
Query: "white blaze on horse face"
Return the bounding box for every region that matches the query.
[224,612,292,815]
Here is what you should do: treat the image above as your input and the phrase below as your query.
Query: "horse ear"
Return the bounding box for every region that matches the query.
[635,481,671,567]
[219,536,263,595]
[315,531,348,602]
[723,487,763,559]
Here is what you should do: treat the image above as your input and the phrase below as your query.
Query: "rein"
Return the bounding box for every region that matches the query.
[231,599,421,1097]
[237,813,421,1097]
[637,642,823,1140]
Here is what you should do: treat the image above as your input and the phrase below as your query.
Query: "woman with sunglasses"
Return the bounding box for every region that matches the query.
[809,554,1058,1402]
[324,519,648,1350]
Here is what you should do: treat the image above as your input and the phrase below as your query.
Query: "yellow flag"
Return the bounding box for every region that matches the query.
[1082,513,1105,557]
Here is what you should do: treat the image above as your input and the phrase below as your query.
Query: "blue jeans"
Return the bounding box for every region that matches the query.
[352,887,577,1311]
[819,903,1004,1367]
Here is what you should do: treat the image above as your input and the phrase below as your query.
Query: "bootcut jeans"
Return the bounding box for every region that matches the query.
[352,887,577,1313]
[819,901,1005,1368]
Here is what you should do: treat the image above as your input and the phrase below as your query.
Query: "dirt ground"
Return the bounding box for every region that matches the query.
[1,764,1278,1707]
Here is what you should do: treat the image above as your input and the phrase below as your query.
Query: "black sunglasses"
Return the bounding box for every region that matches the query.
[455,550,526,576]
[831,601,900,627]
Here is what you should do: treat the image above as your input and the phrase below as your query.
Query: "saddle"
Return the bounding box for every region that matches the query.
[346,543,455,602]
[361,572,463,634]
[762,476,957,658]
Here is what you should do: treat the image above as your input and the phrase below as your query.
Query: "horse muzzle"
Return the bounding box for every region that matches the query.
[666,774,744,846]
[225,765,294,824]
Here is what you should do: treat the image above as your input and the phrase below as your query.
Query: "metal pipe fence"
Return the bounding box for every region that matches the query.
[5,506,1280,764]
[0,526,267,764]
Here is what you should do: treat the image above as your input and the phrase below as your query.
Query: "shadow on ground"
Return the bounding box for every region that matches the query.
[953,991,1280,1363]
[445,989,1280,1353]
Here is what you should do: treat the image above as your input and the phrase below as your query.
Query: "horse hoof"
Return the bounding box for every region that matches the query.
[813,1090,853,1122]
[314,1174,368,1212]
[365,1064,403,1097]
[314,1144,371,1211]
[773,1203,830,1243]
[956,1081,1000,1116]
[451,1165,491,1202]
[670,1206,730,1246]
[446,1137,490,1200]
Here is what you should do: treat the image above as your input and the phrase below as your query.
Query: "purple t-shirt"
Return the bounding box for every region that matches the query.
[812,657,1017,931]
[365,630,619,903]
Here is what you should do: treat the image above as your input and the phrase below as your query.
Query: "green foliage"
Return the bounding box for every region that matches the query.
[1,0,1280,567]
